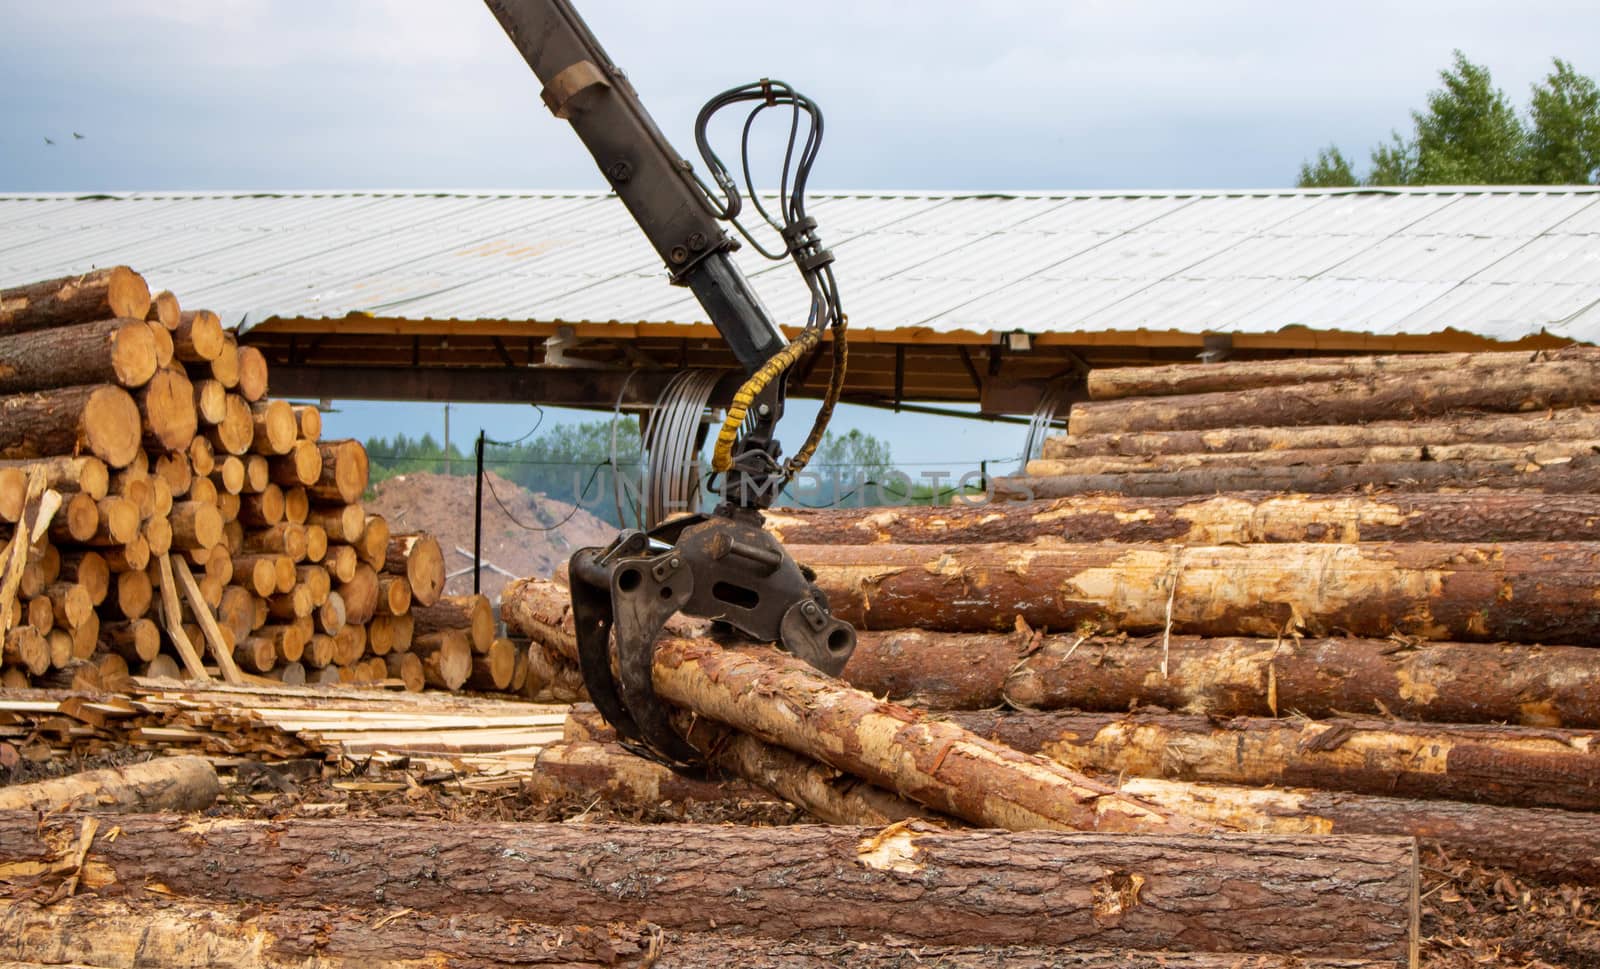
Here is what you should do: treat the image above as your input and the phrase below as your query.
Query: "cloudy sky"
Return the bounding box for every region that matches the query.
[5,0,1598,193]
[3,1,1596,469]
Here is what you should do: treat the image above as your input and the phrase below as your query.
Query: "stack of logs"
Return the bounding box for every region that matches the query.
[0,266,510,694]
[505,479,1600,886]
[1010,345,1600,497]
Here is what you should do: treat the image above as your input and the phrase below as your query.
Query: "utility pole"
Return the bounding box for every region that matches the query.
[443,403,452,475]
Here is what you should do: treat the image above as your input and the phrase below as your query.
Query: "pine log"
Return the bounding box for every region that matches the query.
[768,491,1600,546]
[243,521,307,561]
[112,568,152,620]
[146,288,180,329]
[146,317,175,366]
[43,493,97,544]
[281,485,308,524]
[266,585,313,621]
[384,532,443,606]
[249,400,296,456]
[375,573,410,614]
[55,549,107,606]
[299,505,361,543]
[0,813,1417,958]
[1027,438,1600,476]
[0,457,108,501]
[172,309,223,363]
[155,451,192,498]
[266,660,307,685]
[1004,633,1600,728]
[291,403,320,439]
[233,553,286,598]
[0,385,142,468]
[368,611,410,652]
[1068,353,1600,435]
[412,593,492,652]
[169,500,222,551]
[193,376,227,424]
[317,590,347,637]
[0,267,150,334]
[187,433,215,480]
[383,650,425,692]
[504,577,1199,834]
[0,756,218,813]
[1044,405,1600,459]
[337,563,379,624]
[143,516,173,559]
[204,393,254,456]
[303,523,327,563]
[242,454,269,492]
[237,483,284,527]
[356,513,389,569]
[0,317,157,394]
[211,454,245,494]
[466,636,517,690]
[304,633,336,669]
[412,629,472,689]
[235,636,276,673]
[267,439,321,488]
[2,626,48,675]
[796,539,1600,642]
[209,332,240,387]
[0,467,21,523]
[956,710,1600,812]
[137,367,197,452]
[310,439,368,504]
[217,585,256,643]
[1121,776,1599,884]
[1083,348,1596,400]
[88,496,138,545]
[296,564,331,606]
[1000,457,1600,499]
[324,543,358,582]
[0,894,1406,969]
[43,582,90,628]
[236,344,268,401]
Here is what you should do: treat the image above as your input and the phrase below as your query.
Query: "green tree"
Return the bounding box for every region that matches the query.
[1528,58,1600,183]
[1297,145,1359,187]
[1299,52,1600,186]
[810,428,893,479]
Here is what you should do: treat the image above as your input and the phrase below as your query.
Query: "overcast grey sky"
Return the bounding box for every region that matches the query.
[3,1,1597,468]
[5,1,1599,193]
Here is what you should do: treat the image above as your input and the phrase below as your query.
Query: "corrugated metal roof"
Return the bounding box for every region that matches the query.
[1,186,1597,343]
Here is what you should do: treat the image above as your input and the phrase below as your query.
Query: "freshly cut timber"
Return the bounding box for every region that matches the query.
[0,266,150,334]
[0,755,219,813]
[310,439,368,503]
[0,813,1417,958]
[385,532,444,606]
[504,578,1199,835]
[0,456,109,501]
[237,344,268,401]
[138,367,198,452]
[412,629,472,689]
[1002,633,1600,728]
[172,309,224,363]
[0,384,142,468]
[1042,406,1600,458]
[1027,439,1600,476]
[146,288,180,329]
[0,895,1409,969]
[1068,352,1600,435]
[412,593,493,652]
[955,710,1600,812]
[205,393,255,455]
[1083,347,1597,400]
[1003,457,1600,498]
[249,399,297,455]
[0,317,158,394]
[766,491,1600,545]
[793,539,1600,642]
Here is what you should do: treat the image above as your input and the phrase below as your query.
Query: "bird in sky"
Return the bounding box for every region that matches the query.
[43,137,54,146]
[72,132,84,140]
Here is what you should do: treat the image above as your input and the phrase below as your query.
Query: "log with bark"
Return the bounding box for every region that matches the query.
[1001,455,1600,499]
[412,593,493,652]
[953,710,1600,812]
[1082,347,1596,401]
[1027,439,1600,476]
[1067,352,1600,435]
[384,532,444,607]
[0,755,219,813]
[0,813,1417,958]
[765,491,1600,545]
[1003,632,1600,728]
[0,317,158,394]
[0,385,142,468]
[1042,406,1600,459]
[0,267,150,334]
[792,539,1600,642]
[503,577,1201,834]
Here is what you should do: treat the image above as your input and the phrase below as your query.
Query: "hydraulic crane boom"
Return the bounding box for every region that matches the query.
[483,0,856,773]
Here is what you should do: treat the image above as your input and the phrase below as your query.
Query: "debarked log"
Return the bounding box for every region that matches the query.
[766,491,1600,545]
[1003,633,1600,728]
[792,539,1600,642]
[0,894,1410,969]
[0,813,1417,958]
[502,577,1200,833]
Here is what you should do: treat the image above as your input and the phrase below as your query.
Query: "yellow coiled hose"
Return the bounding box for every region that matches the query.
[710,315,847,478]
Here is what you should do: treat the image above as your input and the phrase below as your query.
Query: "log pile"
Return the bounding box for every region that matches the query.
[0,267,490,693]
[1007,345,1600,497]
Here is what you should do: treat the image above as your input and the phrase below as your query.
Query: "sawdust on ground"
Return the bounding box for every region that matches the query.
[366,472,614,606]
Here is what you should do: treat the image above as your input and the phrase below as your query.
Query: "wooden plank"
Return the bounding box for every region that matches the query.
[153,554,211,682]
[171,555,242,685]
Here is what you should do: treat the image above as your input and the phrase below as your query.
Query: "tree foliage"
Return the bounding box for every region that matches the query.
[1298,52,1600,186]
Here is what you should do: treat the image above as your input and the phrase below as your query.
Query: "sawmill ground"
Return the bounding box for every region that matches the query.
[4,744,1595,967]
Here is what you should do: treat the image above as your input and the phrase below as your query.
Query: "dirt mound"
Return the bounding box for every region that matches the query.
[367,472,614,607]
